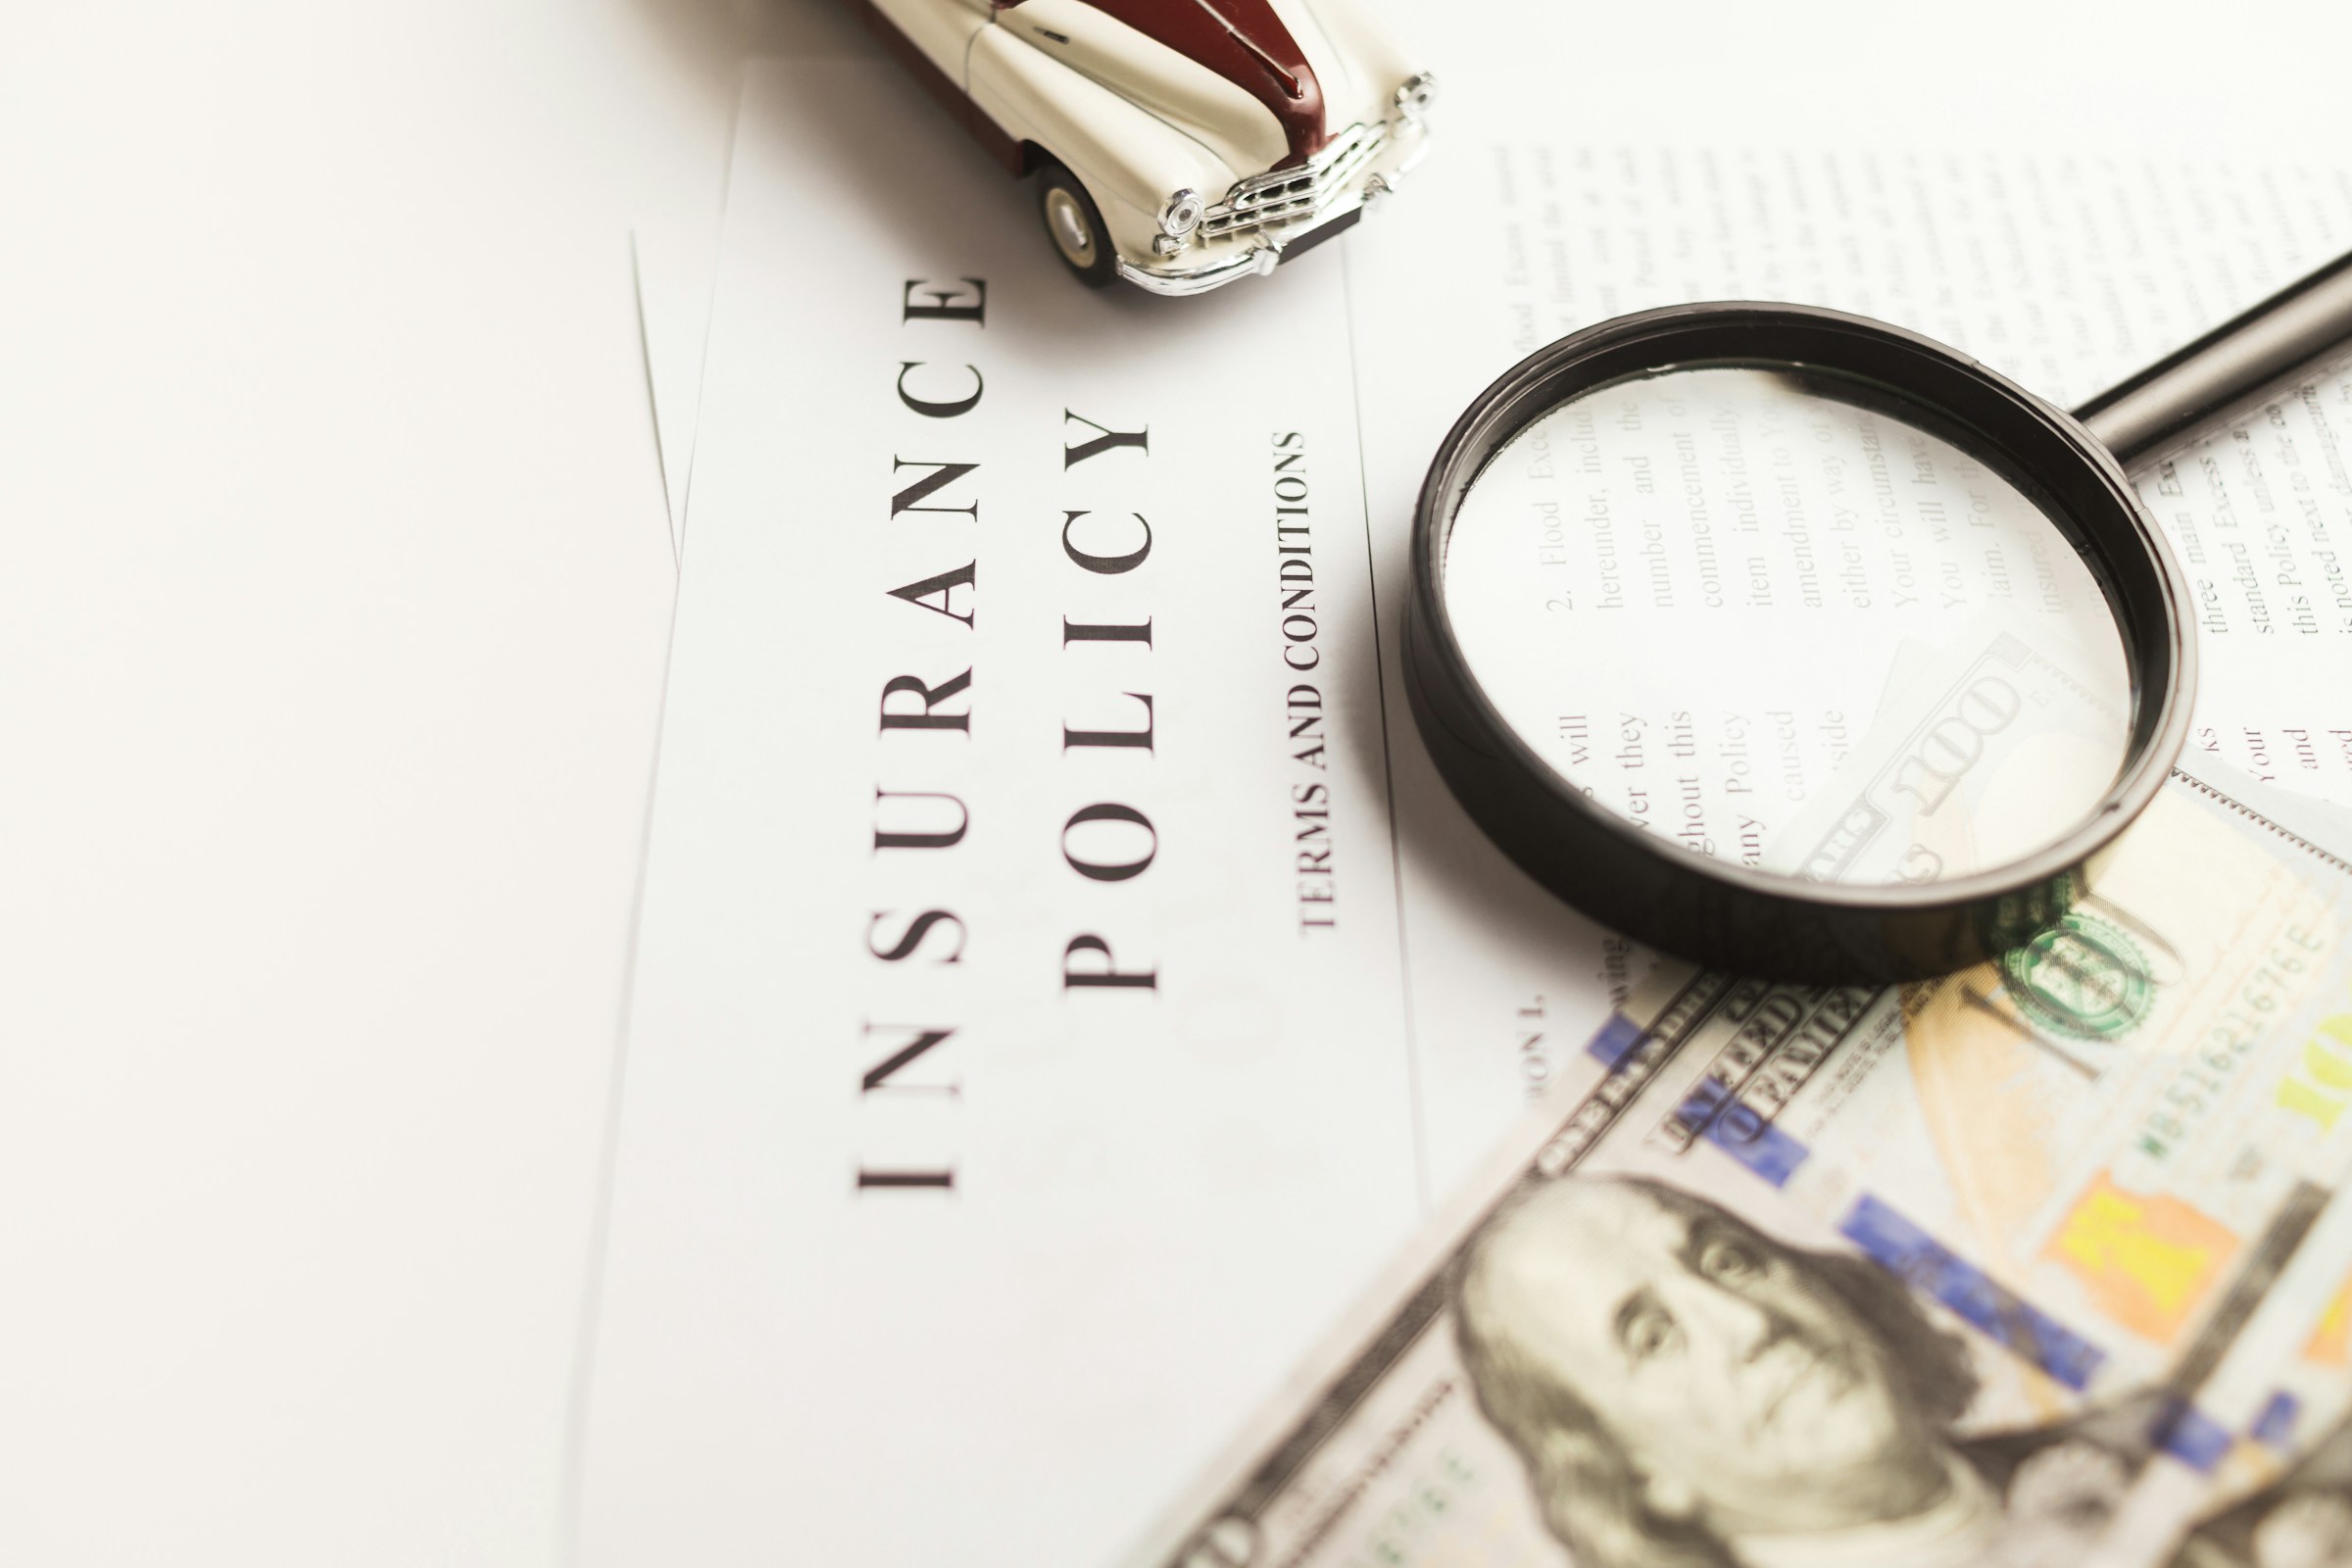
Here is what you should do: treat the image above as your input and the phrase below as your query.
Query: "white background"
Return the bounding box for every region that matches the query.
[4,1,2349,1564]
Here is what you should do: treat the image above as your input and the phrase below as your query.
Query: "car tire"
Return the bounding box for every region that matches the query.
[1038,162,1117,289]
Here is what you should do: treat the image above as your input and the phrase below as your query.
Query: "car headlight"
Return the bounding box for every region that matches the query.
[1395,72,1437,122]
[1157,189,1205,244]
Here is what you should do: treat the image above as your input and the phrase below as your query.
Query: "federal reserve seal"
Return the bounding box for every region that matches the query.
[1998,909,2157,1043]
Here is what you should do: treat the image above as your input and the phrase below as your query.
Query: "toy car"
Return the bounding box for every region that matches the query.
[857,0,1434,295]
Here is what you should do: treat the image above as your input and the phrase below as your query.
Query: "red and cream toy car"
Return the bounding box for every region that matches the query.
[858,0,1434,294]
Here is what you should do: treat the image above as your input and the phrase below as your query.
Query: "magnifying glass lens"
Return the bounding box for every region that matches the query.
[1442,365,2134,888]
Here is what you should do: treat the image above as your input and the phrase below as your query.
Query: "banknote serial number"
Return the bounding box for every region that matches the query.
[2138,923,2328,1159]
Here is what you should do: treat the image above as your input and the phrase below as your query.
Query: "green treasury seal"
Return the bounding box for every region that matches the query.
[1998,909,2156,1042]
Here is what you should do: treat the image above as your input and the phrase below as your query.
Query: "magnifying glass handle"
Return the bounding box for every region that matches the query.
[2075,249,2352,468]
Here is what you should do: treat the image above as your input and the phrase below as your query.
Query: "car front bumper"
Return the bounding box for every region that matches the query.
[1114,116,1431,298]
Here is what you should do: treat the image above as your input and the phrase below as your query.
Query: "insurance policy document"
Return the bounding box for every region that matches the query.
[576,61,1426,1567]
[575,60,2352,1567]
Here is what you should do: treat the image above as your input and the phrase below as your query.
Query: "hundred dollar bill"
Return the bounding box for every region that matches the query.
[1126,772,2352,1568]
[1759,621,2133,885]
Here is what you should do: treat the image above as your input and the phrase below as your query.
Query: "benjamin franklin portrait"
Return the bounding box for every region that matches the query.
[1453,1173,2153,1568]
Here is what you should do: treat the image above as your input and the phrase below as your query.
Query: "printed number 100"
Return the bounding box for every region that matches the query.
[2278,1012,2352,1132]
[1889,675,2021,816]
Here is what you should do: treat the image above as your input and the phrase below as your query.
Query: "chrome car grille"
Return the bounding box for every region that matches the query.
[1201,122,1386,239]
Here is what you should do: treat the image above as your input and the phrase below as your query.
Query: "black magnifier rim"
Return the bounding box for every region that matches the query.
[1404,302,2196,982]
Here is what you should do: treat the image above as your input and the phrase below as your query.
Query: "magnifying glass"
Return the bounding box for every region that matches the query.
[1406,253,2352,981]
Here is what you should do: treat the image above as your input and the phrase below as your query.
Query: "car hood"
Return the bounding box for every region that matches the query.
[1265,0,1413,150]
[1012,0,1408,181]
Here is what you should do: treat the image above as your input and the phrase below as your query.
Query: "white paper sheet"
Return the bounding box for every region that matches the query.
[2135,354,2352,809]
[581,57,2352,1568]
[578,61,1427,1568]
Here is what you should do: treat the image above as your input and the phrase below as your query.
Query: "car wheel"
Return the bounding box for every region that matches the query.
[1038,162,1116,288]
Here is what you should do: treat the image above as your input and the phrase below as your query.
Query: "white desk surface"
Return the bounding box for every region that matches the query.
[2,1,2344,1562]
